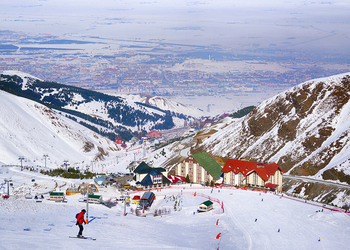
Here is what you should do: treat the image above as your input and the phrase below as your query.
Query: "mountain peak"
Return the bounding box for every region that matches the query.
[1,70,42,90]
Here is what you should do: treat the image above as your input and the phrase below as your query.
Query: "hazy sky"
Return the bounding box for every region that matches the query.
[1,0,350,56]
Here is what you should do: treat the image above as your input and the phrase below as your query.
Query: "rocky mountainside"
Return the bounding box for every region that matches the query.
[192,73,350,184]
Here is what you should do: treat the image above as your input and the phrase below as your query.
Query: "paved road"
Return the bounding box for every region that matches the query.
[284,174,350,190]
[179,147,191,157]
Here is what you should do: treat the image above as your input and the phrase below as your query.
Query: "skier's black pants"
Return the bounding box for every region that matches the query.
[78,224,84,236]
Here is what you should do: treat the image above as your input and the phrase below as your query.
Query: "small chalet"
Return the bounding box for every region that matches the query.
[221,159,284,192]
[87,194,102,204]
[133,161,171,188]
[148,130,162,139]
[49,191,65,202]
[198,200,214,212]
[175,151,222,184]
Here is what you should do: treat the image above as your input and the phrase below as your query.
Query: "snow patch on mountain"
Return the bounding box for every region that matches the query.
[115,93,207,119]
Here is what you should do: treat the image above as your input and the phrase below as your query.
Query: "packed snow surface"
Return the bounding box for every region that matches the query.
[1,167,350,250]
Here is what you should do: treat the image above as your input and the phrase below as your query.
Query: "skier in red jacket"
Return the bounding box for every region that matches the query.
[76,209,86,238]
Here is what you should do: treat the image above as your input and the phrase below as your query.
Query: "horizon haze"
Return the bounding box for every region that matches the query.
[2,0,350,56]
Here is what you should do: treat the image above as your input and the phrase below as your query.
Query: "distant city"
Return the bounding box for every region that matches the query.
[1,30,350,98]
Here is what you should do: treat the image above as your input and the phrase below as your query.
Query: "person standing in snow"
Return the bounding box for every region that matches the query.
[76,209,86,238]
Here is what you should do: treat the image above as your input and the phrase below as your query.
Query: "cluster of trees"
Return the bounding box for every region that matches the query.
[154,134,193,150]
[40,167,97,179]
[229,105,255,118]
[153,208,171,216]
[185,174,214,186]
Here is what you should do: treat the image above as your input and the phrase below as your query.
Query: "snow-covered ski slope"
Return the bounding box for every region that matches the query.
[1,167,349,250]
[0,89,120,168]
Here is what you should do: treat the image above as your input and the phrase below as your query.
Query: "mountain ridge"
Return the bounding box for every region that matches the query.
[192,72,350,183]
[0,70,203,141]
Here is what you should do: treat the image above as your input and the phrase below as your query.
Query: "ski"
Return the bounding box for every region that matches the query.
[69,236,96,240]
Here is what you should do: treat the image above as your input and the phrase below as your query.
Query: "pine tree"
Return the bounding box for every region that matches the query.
[186,174,190,183]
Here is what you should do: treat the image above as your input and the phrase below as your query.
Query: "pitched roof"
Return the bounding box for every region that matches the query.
[168,175,187,184]
[140,174,153,186]
[134,161,151,174]
[88,194,101,199]
[94,176,106,184]
[162,175,172,184]
[201,200,213,206]
[134,162,166,175]
[153,167,167,173]
[192,152,222,180]
[50,192,64,196]
[149,169,158,176]
[148,130,162,135]
[221,159,284,181]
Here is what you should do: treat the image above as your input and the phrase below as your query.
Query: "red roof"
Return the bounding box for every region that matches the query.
[221,159,284,181]
[132,195,141,200]
[168,175,187,184]
[148,130,162,135]
[148,130,162,138]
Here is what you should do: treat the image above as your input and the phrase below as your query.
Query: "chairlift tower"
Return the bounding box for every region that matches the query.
[124,195,127,215]
[4,178,12,197]
[90,160,94,172]
[63,160,69,171]
[86,185,89,224]
[43,154,49,168]
[18,156,25,169]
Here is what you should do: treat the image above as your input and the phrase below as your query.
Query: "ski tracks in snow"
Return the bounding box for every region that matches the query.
[225,204,253,250]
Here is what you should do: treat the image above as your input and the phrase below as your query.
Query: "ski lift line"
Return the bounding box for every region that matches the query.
[4,166,69,196]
